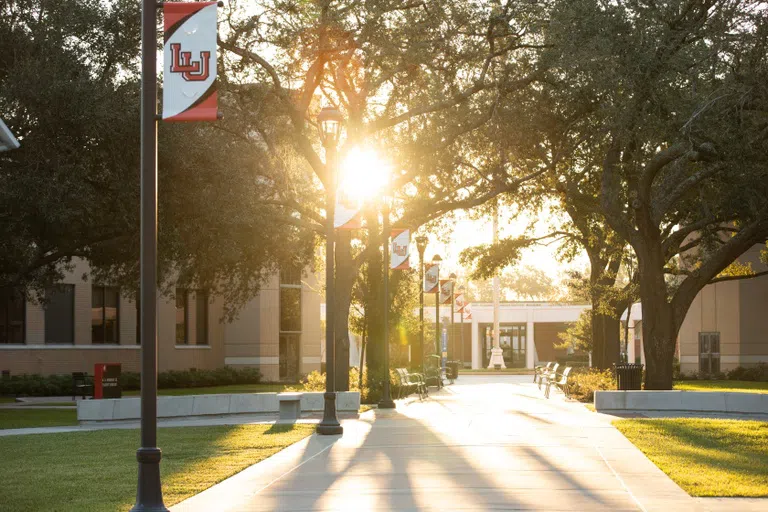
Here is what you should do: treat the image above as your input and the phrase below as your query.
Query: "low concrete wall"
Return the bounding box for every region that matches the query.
[78,391,361,422]
[594,390,768,415]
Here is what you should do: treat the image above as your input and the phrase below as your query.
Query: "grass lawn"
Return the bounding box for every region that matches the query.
[0,423,314,511]
[123,383,291,396]
[0,409,78,429]
[0,396,17,404]
[673,380,768,394]
[24,401,77,407]
[614,418,768,497]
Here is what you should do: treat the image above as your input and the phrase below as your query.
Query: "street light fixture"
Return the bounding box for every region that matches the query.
[317,105,344,436]
[378,190,396,409]
[415,235,428,375]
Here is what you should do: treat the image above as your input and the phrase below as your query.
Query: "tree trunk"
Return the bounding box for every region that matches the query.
[364,212,384,376]
[591,311,620,370]
[333,231,354,391]
[638,251,678,389]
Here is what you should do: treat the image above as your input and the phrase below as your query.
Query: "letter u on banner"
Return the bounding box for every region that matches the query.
[390,229,410,269]
[440,280,453,305]
[424,264,439,293]
[163,2,218,121]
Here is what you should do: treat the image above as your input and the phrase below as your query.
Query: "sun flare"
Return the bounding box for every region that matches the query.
[338,147,391,202]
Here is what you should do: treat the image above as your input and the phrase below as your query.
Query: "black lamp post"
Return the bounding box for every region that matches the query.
[458,284,465,366]
[432,254,442,362]
[415,235,428,375]
[317,106,343,436]
[378,192,396,409]
[449,272,456,361]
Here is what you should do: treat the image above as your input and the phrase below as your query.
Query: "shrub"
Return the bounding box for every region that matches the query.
[567,368,616,403]
[292,367,402,404]
[727,363,768,382]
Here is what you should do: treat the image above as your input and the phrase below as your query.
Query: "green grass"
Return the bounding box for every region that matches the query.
[0,397,17,404]
[584,403,596,412]
[614,418,768,497]
[22,401,77,407]
[0,423,314,511]
[359,404,373,413]
[123,383,290,396]
[0,409,78,429]
[673,380,768,394]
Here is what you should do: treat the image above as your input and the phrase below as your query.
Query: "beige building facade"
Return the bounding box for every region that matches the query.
[0,259,321,381]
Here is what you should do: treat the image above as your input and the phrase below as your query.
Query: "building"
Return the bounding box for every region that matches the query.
[0,259,322,381]
[624,243,768,374]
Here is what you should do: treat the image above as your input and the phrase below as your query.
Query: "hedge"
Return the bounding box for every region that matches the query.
[0,366,262,397]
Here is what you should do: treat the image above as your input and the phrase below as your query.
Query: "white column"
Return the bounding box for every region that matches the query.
[627,322,636,363]
[526,317,535,369]
[471,317,480,369]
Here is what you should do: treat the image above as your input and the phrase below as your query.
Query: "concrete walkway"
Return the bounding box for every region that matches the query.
[172,375,708,511]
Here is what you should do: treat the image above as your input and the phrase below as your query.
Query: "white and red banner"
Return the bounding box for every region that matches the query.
[440,279,453,305]
[464,303,472,320]
[163,2,218,121]
[334,190,362,229]
[424,263,439,293]
[454,292,466,313]
[390,229,410,270]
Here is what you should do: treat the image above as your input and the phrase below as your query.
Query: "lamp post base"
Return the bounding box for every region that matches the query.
[378,399,396,409]
[487,347,506,369]
[316,392,343,435]
[130,447,168,512]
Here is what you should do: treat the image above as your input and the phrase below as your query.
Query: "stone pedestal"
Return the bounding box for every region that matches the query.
[487,347,506,369]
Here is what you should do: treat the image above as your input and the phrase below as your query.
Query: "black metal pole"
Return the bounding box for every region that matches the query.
[132,1,167,510]
[435,267,440,360]
[378,203,395,409]
[317,145,342,435]
[450,281,454,361]
[418,250,425,376]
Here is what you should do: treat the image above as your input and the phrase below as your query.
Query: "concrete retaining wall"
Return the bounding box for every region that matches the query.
[594,390,768,415]
[77,392,361,422]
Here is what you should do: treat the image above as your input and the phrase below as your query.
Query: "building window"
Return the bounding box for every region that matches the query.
[279,267,302,381]
[699,332,721,375]
[176,288,188,344]
[45,285,74,344]
[92,286,119,344]
[196,290,208,345]
[0,289,25,344]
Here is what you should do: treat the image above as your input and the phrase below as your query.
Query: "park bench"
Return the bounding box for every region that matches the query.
[72,372,93,401]
[395,368,428,400]
[533,362,552,383]
[545,366,573,399]
[536,362,558,389]
[425,355,444,390]
[278,392,302,420]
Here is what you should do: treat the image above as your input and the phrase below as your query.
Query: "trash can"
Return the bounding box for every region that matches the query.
[614,363,643,390]
[446,361,460,381]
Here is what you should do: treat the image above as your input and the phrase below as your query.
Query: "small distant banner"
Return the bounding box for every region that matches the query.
[440,279,453,305]
[454,292,465,313]
[390,229,410,270]
[464,303,472,320]
[334,190,362,229]
[163,2,218,121]
[424,263,439,293]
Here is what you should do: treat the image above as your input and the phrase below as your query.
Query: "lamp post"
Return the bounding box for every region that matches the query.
[378,193,396,409]
[317,106,343,436]
[432,255,442,365]
[458,285,465,367]
[415,235,428,375]
[449,272,456,362]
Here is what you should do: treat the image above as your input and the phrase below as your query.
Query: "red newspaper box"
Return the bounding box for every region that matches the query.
[94,363,122,399]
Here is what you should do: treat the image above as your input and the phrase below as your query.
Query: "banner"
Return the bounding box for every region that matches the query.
[163,2,218,121]
[454,292,465,314]
[390,229,410,269]
[464,303,472,320]
[440,279,453,305]
[424,263,439,293]
[334,190,362,229]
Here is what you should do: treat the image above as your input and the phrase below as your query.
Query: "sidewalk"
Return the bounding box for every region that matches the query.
[172,376,704,511]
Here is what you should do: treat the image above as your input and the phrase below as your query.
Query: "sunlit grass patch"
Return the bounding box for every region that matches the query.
[0,408,77,429]
[0,423,314,511]
[123,383,290,396]
[614,418,768,497]
[673,380,768,394]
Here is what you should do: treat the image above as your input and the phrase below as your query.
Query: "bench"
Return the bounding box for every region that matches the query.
[277,392,302,420]
[533,362,552,383]
[72,372,93,401]
[395,368,428,400]
[425,355,443,389]
[545,366,573,399]
[536,362,558,389]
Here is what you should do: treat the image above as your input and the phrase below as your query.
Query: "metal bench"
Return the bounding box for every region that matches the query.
[396,368,428,400]
[545,366,573,399]
[278,392,302,420]
[536,362,558,389]
[533,362,552,383]
[72,372,93,401]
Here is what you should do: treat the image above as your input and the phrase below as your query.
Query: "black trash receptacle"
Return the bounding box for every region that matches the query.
[446,361,459,381]
[615,363,643,390]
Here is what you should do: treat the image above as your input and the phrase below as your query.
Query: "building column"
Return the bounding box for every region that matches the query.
[627,322,636,363]
[526,316,535,369]
[471,318,480,369]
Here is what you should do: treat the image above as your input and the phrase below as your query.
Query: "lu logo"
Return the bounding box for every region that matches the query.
[170,43,211,82]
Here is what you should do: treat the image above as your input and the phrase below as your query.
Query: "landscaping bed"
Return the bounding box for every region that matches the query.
[614,418,768,497]
[0,423,314,510]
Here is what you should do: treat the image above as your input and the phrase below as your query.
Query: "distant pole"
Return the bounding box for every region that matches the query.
[132,0,167,509]
[488,201,506,369]
[379,200,395,409]
[415,236,428,375]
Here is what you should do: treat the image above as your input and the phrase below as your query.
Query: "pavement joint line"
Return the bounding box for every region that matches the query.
[593,444,648,512]
[248,435,336,497]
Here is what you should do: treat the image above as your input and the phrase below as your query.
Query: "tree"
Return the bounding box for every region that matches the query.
[557,309,592,353]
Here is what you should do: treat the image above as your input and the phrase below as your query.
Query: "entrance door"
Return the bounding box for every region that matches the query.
[279,333,300,381]
[699,332,720,375]
[481,324,527,368]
